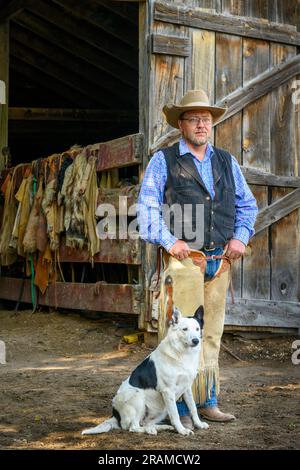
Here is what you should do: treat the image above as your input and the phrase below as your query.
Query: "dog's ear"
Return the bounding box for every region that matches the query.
[170,306,181,326]
[194,305,204,330]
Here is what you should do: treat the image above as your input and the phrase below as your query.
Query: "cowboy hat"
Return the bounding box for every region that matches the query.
[163,89,227,129]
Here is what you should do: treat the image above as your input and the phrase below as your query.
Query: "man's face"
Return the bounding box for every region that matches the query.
[178,110,213,146]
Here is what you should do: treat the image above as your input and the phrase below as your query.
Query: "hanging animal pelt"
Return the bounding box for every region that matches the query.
[23,177,44,253]
[58,150,100,259]
[0,172,17,266]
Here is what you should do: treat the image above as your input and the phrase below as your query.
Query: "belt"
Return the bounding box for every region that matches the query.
[202,244,225,251]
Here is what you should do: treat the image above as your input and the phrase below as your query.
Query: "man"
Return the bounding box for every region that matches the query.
[138,89,258,428]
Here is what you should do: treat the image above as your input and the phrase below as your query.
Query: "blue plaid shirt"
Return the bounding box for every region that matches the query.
[138,138,258,252]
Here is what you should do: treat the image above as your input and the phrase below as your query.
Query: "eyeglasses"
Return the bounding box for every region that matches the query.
[180,117,212,126]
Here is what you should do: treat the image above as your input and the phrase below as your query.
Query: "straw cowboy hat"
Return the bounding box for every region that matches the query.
[163,89,227,129]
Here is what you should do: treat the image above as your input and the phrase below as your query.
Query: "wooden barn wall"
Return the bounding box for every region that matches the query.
[147,0,300,310]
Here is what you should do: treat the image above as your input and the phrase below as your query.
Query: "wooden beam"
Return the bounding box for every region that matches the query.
[0,21,9,171]
[255,188,300,234]
[10,57,92,108]
[8,107,136,122]
[13,11,137,88]
[0,278,142,314]
[30,1,137,71]
[88,133,143,171]
[11,24,136,106]
[95,0,138,25]
[59,238,141,265]
[154,1,300,46]
[241,166,300,188]
[4,133,141,166]
[10,40,111,107]
[151,54,300,152]
[0,0,35,21]
[226,298,300,328]
[152,33,191,57]
[218,54,300,123]
[51,0,137,48]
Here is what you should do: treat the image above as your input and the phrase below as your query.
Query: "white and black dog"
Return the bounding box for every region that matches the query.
[82,306,209,436]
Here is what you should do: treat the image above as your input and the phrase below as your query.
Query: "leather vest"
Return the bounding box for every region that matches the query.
[161,143,236,249]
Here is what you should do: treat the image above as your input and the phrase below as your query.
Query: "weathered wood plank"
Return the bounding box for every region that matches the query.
[154,1,300,46]
[215,32,242,297]
[267,1,300,31]
[242,38,270,301]
[139,0,154,330]
[222,0,270,19]
[215,114,241,159]
[152,33,190,56]
[270,43,300,303]
[0,278,142,314]
[187,28,215,141]
[242,39,270,169]
[151,21,185,144]
[191,28,215,105]
[0,22,9,171]
[225,298,300,328]
[221,0,245,16]
[241,167,300,188]
[244,0,269,19]
[215,33,242,160]
[59,238,141,265]
[254,188,300,234]
[88,134,142,171]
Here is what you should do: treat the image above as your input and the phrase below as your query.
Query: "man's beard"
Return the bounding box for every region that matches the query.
[186,133,208,146]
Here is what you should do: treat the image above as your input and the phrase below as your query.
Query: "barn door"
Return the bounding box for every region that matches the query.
[144,0,300,330]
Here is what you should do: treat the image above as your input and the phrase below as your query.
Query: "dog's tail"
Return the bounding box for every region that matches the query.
[82,417,120,435]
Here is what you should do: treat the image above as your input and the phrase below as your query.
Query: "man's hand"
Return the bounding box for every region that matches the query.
[169,240,190,260]
[225,239,246,260]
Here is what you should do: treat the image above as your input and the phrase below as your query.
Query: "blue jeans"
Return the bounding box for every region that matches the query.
[177,247,224,416]
[177,385,218,417]
[204,246,224,281]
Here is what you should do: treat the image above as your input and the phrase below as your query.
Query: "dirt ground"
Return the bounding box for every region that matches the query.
[0,307,299,450]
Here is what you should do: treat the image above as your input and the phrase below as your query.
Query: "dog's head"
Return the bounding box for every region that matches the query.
[168,305,204,349]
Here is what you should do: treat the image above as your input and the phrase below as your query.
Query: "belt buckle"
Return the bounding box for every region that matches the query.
[203,246,216,251]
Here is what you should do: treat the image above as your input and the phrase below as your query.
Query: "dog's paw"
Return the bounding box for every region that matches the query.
[178,427,194,436]
[145,425,158,435]
[195,421,209,430]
